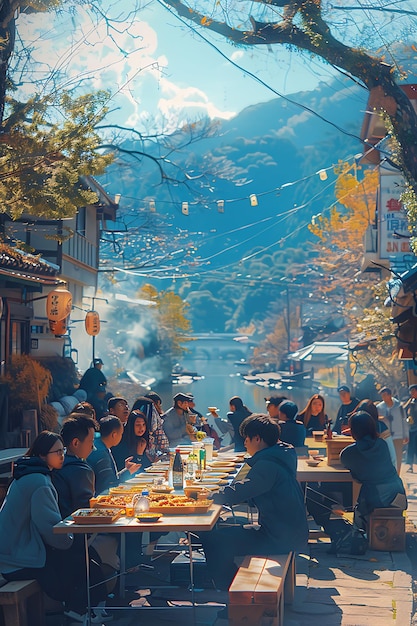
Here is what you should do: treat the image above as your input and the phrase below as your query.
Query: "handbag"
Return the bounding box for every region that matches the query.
[327,518,368,555]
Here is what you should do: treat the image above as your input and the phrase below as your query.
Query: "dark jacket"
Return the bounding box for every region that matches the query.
[52,454,95,518]
[333,397,360,434]
[87,437,119,495]
[227,408,251,452]
[279,420,306,447]
[112,437,152,473]
[212,443,308,551]
[340,436,406,515]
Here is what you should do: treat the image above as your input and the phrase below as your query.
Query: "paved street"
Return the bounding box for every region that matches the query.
[43,463,417,626]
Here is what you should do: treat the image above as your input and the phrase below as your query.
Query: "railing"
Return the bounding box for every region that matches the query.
[62,232,97,268]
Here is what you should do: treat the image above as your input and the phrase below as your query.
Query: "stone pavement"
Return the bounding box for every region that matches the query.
[272,464,417,626]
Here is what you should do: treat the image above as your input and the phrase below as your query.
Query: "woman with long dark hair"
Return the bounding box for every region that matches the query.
[112,409,153,471]
[341,411,406,526]
[298,394,327,435]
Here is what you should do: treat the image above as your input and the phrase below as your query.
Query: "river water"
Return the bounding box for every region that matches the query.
[176,355,332,419]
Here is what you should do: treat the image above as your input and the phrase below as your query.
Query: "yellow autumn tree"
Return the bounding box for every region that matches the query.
[309,163,402,388]
[137,284,192,358]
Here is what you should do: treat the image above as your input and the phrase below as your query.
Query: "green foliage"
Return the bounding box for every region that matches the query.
[0,90,114,219]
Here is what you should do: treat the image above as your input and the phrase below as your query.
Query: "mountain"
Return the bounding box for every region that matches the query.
[99,75,368,331]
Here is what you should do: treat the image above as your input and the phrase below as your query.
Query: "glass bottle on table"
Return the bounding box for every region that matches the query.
[172,448,184,490]
[325,418,333,440]
[134,489,150,515]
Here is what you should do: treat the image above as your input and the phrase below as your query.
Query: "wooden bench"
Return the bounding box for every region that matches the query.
[228,553,295,626]
[368,508,406,552]
[0,578,45,626]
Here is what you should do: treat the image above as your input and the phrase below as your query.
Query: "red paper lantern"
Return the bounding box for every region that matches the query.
[46,287,72,321]
[85,310,100,336]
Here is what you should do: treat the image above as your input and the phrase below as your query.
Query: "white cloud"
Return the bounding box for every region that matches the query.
[14,7,235,132]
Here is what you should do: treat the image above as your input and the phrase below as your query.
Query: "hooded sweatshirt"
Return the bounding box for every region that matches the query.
[340,436,406,514]
[0,457,72,573]
[212,443,308,551]
[52,454,95,519]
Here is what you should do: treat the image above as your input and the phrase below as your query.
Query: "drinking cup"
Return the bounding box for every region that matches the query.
[203,437,214,461]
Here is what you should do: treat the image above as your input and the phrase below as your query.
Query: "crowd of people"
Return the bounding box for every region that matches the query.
[0,374,413,622]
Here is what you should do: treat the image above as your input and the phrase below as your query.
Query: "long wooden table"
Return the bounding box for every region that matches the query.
[54,504,222,625]
[296,458,360,504]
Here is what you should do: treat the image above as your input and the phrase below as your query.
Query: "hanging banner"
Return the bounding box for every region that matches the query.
[379,171,411,260]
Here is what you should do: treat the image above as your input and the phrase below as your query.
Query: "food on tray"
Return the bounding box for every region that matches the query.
[90,494,133,508]
[72,508,122,524]
[147,493,212,513]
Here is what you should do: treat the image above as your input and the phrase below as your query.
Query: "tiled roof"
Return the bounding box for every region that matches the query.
[0,244,60,284]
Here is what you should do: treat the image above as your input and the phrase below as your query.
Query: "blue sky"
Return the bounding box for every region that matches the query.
[14,0,341,131]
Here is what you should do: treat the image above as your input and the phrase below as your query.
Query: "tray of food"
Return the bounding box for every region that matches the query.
[90,494,133,508]
[72,508,122,525]
[148,493,212,514]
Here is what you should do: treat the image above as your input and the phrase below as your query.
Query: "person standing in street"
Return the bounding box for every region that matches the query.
[404,384,417,473]
[377,387,409,473]
[333,385,360,434]
[79,358,107,395]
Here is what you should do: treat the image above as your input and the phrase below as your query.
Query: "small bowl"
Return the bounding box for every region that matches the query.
[306,459,322,467]
[135,513,162,523]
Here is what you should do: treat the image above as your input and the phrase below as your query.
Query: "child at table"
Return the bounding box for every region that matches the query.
[199,414,308,590]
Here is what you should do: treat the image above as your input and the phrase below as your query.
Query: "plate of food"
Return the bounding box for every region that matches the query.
[72,508,122,525]
[135,513,162,523]
[151,485,174,494]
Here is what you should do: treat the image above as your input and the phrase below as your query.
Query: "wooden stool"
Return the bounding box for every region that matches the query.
[368,508,405,552]
[0,579,45,626]
[229,553,295,626]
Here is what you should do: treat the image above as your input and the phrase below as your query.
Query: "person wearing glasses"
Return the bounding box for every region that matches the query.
[0,432,95,620]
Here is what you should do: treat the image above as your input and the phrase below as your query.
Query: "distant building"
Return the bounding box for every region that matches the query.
[0,176,118,367]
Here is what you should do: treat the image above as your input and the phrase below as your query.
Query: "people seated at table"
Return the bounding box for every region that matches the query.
[340,411,407,530]
[199,414,308,590]
[112,409,154,472]
[130,396,165,460]
[87,416,141,494]
[72,401,97,424]
[0,431,108,625]
[353,399,396,467]
[299,394,328,436]
[307,411,407,544]
[144,392,170,456]
[227,396,252,452]
[162,392,192,447]
[107,396,130,426]
[276,400,306,447]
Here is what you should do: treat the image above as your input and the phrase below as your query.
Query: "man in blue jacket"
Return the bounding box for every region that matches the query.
[200,414,308,590]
